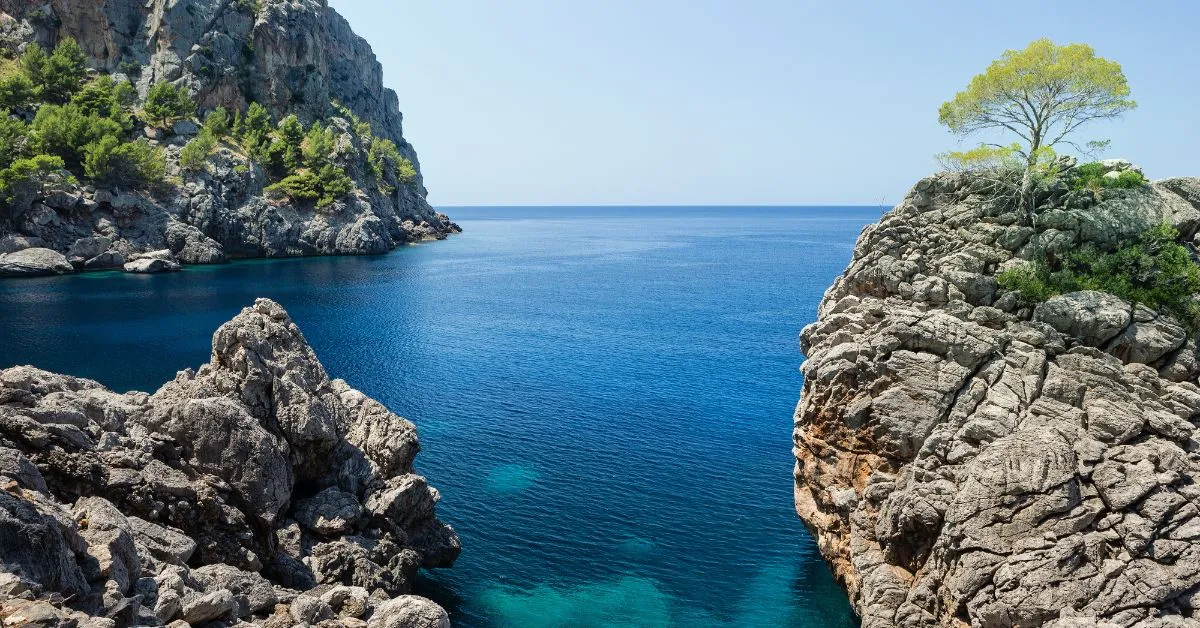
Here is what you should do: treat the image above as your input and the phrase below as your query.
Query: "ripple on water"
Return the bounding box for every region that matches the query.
[486,463,540,494]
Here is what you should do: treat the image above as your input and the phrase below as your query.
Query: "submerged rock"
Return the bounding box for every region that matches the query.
[0,299,458,625]
[794,173,1200,626]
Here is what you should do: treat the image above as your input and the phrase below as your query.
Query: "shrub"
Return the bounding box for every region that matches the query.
[71,76,135,128]
[31,104,125,169]
[83,136,165,187]
[180,132,216,171]
[265,163,352,209]
[0,74,35,110]
[1069,161,1148,192]
[202,107,231,139]
[0,153,66,201]
[999,224,1200,329]
[143,81,195,128]
[18,44,48,92]
[40,39,88,103]
[0,114,29,169]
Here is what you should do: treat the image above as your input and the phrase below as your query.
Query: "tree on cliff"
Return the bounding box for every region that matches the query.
[938,38,1135,218]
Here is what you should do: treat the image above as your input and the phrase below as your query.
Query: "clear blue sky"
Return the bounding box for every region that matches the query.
[329,0,1200,206]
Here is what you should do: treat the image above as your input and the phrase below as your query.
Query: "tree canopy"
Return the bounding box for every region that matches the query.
[939,39,1135,166]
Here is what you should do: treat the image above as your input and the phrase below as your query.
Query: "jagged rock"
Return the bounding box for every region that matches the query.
[294,488,363,536]
[123,258,181,274]
[1034,291,1131,347]
[794,172,1200,627]
[83,251,125,270]
[367,596,451,628]
[289,593,334,624]
[74,497,140,595]
[0,248,74,277]
[180,588,237,624]
[0,0,460,276]
[0,299,458,624]
[128,516,196,567]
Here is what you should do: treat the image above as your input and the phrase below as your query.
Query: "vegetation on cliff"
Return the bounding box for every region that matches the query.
[0,38,420,211]
[938,38,1136,217]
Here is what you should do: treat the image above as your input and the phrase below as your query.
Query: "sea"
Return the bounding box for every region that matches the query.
[0,205,884,627]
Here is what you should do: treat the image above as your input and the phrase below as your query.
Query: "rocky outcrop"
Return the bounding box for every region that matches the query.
[0,0,459,278]
[793,167,1200,626]
[0,299,459,625]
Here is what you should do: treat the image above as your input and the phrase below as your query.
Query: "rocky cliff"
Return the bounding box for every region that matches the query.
[793,164,1200,626]
[0,0,458,277]
[0,298,459,626]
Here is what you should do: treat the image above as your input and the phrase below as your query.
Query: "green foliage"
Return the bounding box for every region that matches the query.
[0,154,66,201]
[276,114,304,169]
[70,76,135,130]
[143,81,195,127]
[999,224,1200,329]
[1068,161,1148,193]
[0,74,35,110]
[180,132,216,171]
[202,107,231,139]
[41,39,88,103]
[18,44,48,92]
[0,113,30,168]
[367,135,415,191]
[234,0,262,15]
[31,104,125,169]
[938,39,1135,213]
[82,135,164,186]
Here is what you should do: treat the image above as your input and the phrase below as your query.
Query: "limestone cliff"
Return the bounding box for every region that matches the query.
[793,163,1200,626]
[0,0,458,276]
[0,299,458,626]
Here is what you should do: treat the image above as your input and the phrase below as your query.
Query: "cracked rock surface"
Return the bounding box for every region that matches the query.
[0,299,458,626]
[794,170,1200,627]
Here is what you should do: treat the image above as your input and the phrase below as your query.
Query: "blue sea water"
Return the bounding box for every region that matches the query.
[0,205,883,627]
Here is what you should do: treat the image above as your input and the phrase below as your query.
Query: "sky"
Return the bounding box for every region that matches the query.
[328,0,1200,207]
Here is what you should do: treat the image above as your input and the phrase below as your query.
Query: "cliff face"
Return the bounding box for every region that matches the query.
[0,0,458,276]
[0,299,458,626]
[794,166,1200,626]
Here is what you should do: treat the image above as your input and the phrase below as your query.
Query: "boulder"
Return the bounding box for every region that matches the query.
[83,250,126,270]
[0,248,74,277]
[1034,291,1131,347]
[367,596,451,628]
[123,257,181,273]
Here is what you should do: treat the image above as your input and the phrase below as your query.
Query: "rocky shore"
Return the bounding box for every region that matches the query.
[0,0,460,278]
[793,164,1200,626]
[0,299,459,626]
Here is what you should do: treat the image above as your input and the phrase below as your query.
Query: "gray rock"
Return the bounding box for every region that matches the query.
[180,588,237,624]
[128,516,196,566]
[74,496,141,594]
[1034,291,1131,347]
[83,250,125,270]
[123,257,181,273]
[0,248,74,277]
[793,172,1200,627]
[293,487,363,536]
[171,120,199,136]
[289,593,334,624]
[367,596,451,628]
[0,299,458,623]
[67,236,113,260]
[190,564,278,615]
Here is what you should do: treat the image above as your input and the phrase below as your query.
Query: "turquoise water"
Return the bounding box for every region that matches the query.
[0,206,880,627]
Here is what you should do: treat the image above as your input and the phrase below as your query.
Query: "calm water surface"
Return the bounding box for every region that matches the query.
[0,206,881,627]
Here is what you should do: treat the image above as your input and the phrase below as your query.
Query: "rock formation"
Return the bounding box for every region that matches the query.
[0,299,459,626]
[0,0,459,277]
[793,162,1200,626]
